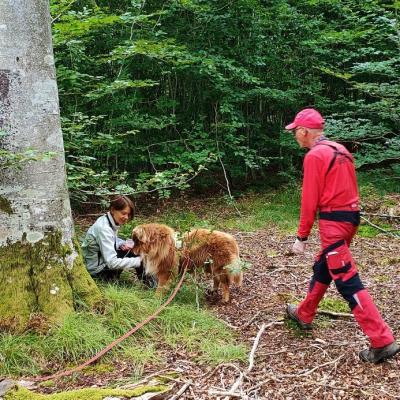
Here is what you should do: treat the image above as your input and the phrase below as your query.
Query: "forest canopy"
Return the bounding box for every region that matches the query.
[50,0,400,203]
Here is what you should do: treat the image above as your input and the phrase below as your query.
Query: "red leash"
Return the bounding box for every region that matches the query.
[32,266,188,382]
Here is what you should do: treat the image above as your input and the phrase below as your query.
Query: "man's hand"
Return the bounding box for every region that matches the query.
[292,238,306,255]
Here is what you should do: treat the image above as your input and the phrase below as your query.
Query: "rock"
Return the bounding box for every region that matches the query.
[16,380,36,390]
[0,379,15,396]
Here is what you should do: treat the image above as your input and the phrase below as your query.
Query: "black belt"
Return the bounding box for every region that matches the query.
[319,211,360,226]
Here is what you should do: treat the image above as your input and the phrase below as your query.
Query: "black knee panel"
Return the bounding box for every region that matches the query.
[312,256,332,286]
[334,273,364,310]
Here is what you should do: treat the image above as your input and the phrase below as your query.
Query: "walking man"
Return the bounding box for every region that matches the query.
[285,108,399,363]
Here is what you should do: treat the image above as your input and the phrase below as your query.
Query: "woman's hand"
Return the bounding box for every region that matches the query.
[119,239,135,252]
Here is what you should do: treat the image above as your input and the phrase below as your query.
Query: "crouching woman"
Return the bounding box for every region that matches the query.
[82,195,146,282]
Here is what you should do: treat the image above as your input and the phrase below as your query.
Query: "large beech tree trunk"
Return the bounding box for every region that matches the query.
[0,0,101,332]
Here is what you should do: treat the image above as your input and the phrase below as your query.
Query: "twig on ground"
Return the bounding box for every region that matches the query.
[223,373,243,400]
[242,311,262,328]
[168,380,193,400]
[201,363,242,381]
[220,319,239,330]
[218,321,284,399]
[376,387,400,399]
[120,368,175,389]
[281,354,345,378]
[207,389,242,398]
[259,345,310,357]
[303,380,397,399]
[189,385,196,399]
[238,294,258,305]
[265,267,287,275]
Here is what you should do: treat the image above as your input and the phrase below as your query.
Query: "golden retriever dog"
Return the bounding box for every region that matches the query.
[131,224,243,302]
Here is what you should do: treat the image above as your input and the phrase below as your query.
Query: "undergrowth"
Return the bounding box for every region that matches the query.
[119,185,302,237]
[117,180,398,240]
[3,180,397,379]
[0,280,246,378]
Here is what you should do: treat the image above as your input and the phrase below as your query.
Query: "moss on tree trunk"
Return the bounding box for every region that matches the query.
[0,232,102,332]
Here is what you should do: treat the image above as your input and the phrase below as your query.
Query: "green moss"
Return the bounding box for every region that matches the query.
[29,233,75,327]
[0,195,13,214]
[66,238,103,311]
[357,224,380,238]
[0,232,102,332]
[82,363,115,375]
[4,385,168,400]
[0,241,37,331]
[319,297,349,313]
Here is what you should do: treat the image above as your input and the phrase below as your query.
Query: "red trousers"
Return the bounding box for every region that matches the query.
[297,219,394,348]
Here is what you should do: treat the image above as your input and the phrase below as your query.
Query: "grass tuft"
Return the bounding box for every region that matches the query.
[0,334,43,376]
[319,297,349,313]
[42,313,113,363]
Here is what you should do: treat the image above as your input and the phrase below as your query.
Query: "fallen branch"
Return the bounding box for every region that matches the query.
[220,319,239,330]
[119,368,175,389]
[223,373,243,400]
[248,321,283,373]
[238,294,258,305]
[361,216,400,238]
[317,309,353,318]
[361,211,400,220]
[219,321,284,399]
[201,363,242,381]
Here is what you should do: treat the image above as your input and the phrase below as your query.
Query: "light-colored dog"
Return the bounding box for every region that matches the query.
[131,224,243,302]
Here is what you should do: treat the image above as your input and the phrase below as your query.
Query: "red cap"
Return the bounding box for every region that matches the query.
[285,108,325,130]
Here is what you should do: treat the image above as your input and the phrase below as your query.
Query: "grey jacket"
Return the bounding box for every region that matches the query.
[81,212,141,275]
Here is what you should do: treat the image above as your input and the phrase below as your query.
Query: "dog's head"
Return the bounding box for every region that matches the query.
[131,223,176,256]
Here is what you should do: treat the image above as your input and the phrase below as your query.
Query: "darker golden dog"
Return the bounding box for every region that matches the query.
[131,224,243,302]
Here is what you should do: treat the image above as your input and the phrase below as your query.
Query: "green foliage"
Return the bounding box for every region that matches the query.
[42,313,114,363]
[50,0,400,203]
[358,170,400,194]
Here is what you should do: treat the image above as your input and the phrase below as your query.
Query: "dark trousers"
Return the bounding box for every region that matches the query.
[97,250,156,287]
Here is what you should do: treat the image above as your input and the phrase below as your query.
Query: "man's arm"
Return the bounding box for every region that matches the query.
[297,153,324,240]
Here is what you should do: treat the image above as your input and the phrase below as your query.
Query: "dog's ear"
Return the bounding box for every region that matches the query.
[132,226,148,243]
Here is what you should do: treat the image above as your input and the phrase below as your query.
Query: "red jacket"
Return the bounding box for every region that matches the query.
[297,139,359,239]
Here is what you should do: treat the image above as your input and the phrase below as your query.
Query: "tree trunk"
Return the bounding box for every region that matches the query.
[0,0,102,332]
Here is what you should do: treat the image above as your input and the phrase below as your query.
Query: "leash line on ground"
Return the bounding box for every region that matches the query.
[31,266,188,382]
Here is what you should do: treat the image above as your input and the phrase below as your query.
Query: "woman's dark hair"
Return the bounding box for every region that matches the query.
[109,195,134,220]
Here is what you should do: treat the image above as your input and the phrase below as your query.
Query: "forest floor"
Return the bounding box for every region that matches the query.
[48,228,400,397]
[10,194,400,400]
